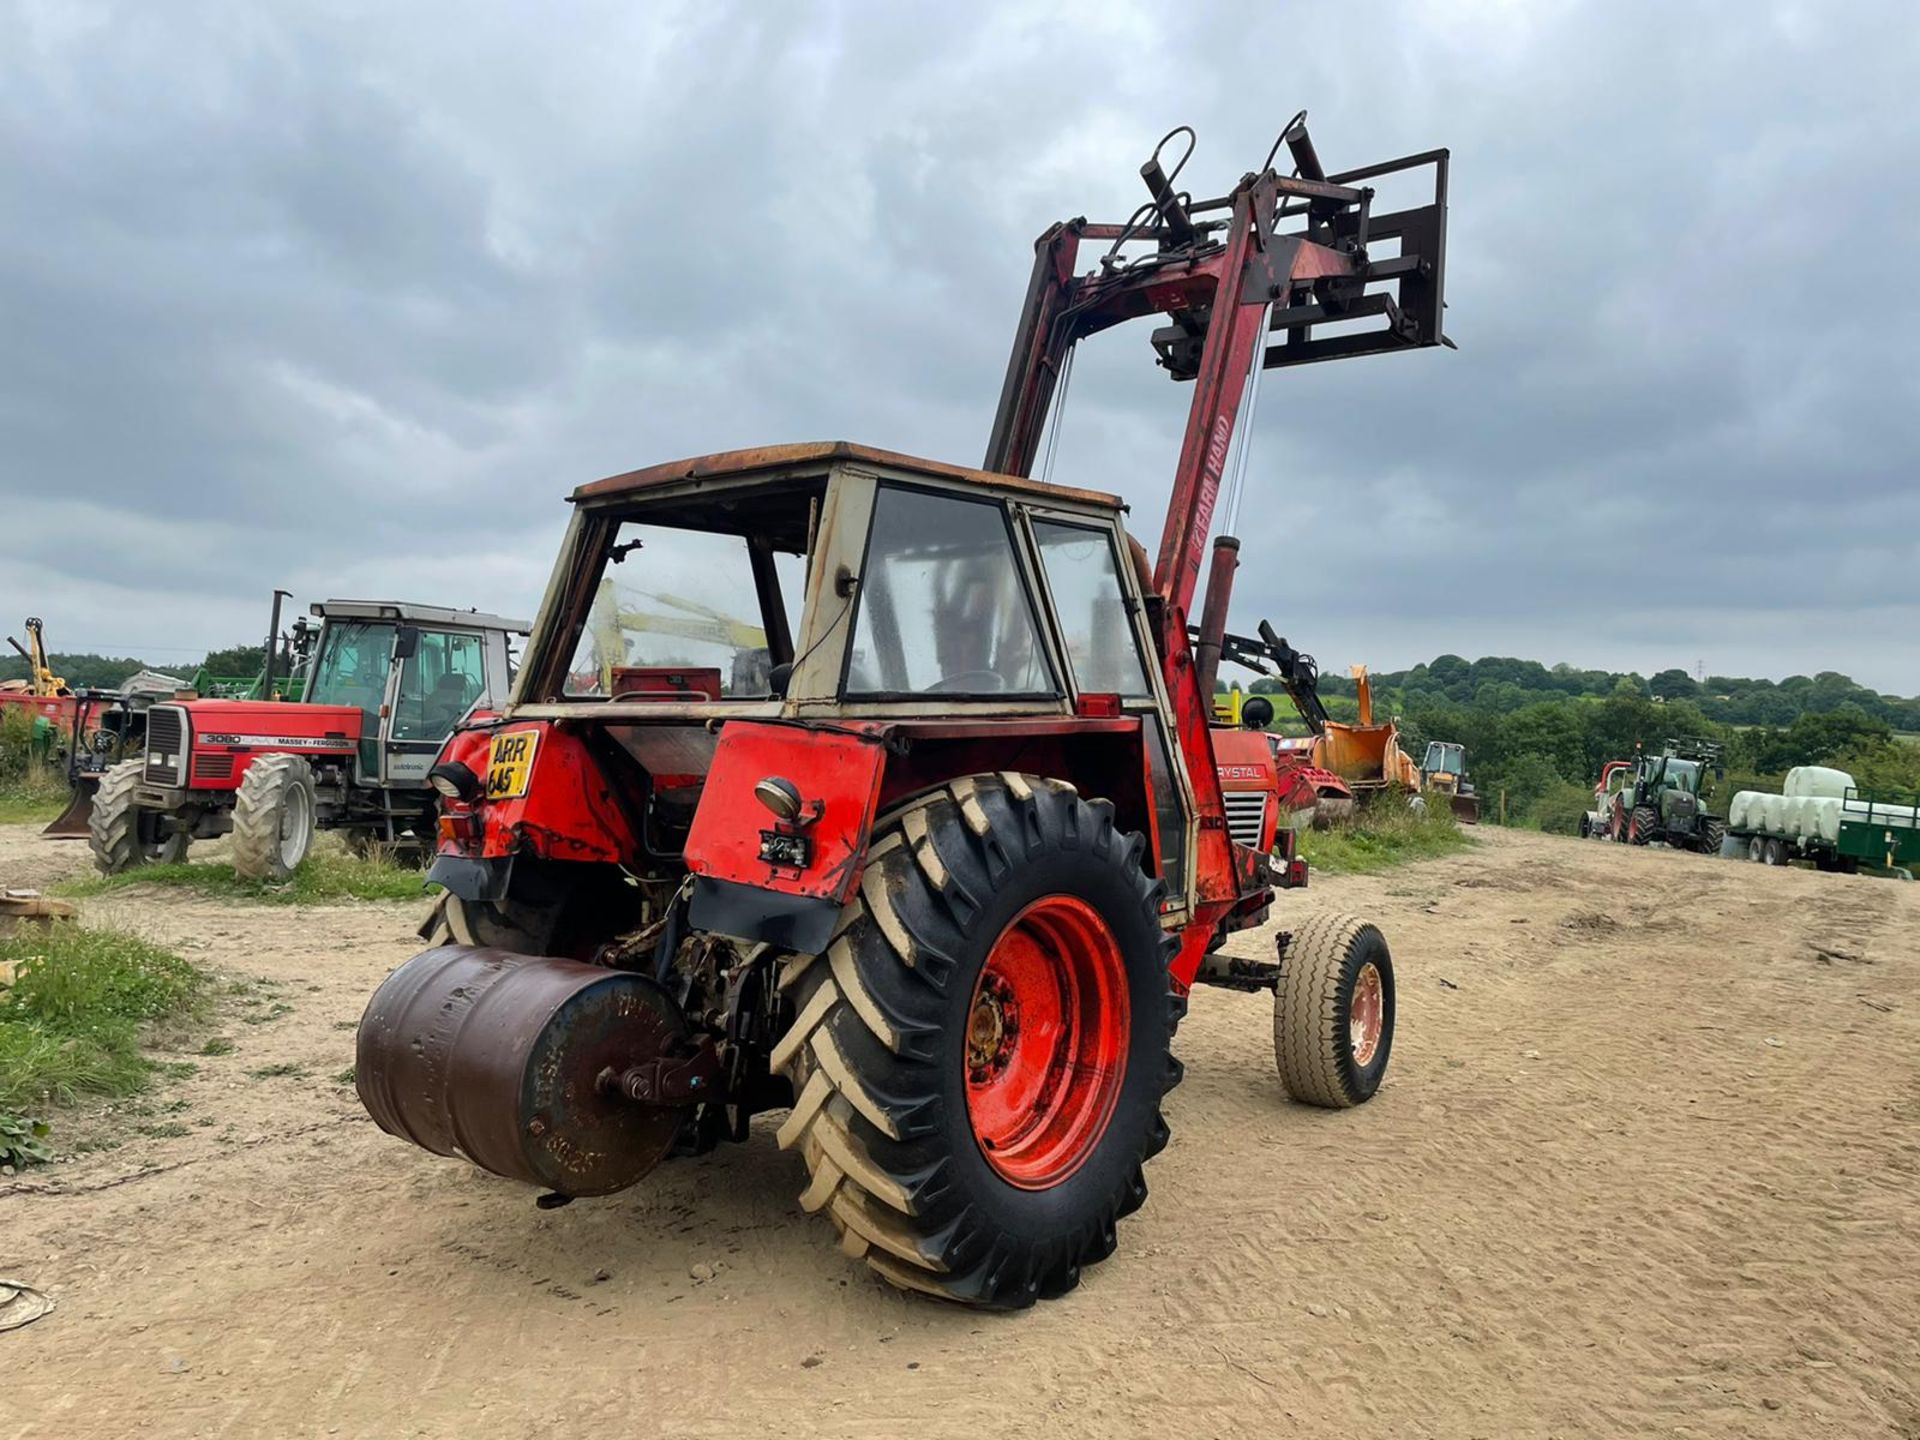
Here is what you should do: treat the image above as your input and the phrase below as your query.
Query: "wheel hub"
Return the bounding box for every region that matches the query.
[1349,961,1384,1067]
[966,977,1020,1082]
[963,895,1129,1191]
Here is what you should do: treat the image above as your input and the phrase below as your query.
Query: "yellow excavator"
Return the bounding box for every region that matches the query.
[3,618,70,699]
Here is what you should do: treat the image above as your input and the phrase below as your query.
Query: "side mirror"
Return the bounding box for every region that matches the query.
[394,627,420,660]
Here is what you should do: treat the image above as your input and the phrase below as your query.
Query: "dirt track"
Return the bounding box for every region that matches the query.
[3,824,1917,1438]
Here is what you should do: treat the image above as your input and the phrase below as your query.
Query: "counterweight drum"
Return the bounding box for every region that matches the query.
[356,947,694,1197]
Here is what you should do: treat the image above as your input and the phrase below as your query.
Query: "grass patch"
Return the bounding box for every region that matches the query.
[200,1035,235,1056]
[246,1062,306,1080]
[1298,792,1474,876]
[334,1066,356,1086]
[57,847,428,906]
[0,924,208,1156]
[0,731,69,824]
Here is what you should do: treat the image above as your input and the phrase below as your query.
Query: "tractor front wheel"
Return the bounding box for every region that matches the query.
[231,755,317,882]
[1274,914,1394,1108]
[773,774,1179,1309]
[87,760,190,874]
[1627,806,1659,846]
[1697,819,1726,856]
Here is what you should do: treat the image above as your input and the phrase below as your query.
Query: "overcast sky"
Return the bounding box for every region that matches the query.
[3,0,1917,693]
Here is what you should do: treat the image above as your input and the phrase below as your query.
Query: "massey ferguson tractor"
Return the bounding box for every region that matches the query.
[89,600,527,879]
[356,117,1450,1307]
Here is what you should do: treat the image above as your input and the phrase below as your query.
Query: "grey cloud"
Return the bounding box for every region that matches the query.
[2,0,1916,692]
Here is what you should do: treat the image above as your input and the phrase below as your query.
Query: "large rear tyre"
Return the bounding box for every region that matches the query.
[87,760,189,874]
[231,755,317,881]
[773,774,1179,1309]
[1628,806,1659,846]
[1274,914,1394,1108]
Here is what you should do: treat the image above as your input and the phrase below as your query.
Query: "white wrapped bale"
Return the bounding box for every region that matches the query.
[1802,797,1842,843]
[1785,765,1855,800]
[1779,796,1809,837]
[1728,792,1755,829]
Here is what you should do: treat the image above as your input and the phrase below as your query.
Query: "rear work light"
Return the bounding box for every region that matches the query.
[428,760,482,803]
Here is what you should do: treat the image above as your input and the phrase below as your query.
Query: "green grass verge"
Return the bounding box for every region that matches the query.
[0,924,208,1153]
[0,772,69,825]
[1297,793,1474,875]
[57,847,429,906]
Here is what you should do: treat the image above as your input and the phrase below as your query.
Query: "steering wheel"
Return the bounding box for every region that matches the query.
[925,670,1008,695]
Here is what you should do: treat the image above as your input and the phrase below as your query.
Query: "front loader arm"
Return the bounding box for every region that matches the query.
[984,118,1450,621]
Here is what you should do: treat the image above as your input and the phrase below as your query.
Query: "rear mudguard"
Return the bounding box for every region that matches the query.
[683,722,889,954]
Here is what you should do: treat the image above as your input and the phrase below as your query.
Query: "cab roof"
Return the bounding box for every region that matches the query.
[571,441,1125,512]
[314,600,530,633]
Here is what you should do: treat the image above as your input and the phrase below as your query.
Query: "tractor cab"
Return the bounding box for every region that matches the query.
[300,601,522,788]
[437,443,1198,937]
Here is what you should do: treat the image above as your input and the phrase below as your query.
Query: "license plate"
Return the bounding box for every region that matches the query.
[486,731,539,799]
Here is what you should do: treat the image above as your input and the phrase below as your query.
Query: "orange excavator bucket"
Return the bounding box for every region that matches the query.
[1311,666,1420,790]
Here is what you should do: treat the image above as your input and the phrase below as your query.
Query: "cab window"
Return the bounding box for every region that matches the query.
[307,621,395,734]
[1032,520,1152,697]
[845,487,1057,698]
[392,631,486,741]
[563,527,803,699]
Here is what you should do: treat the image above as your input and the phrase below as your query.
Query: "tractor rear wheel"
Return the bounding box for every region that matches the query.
[773,774,1179,1309]
[231,755,318,881]
[1274,913,1394,1108]
[1697,819,1726,856]
[87,759,189,873]
[1628,806,1659,846]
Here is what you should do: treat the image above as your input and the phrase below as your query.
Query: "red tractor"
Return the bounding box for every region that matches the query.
[357,117,1450,1306]
[90,600,527,879]
[1209,619,1356,862]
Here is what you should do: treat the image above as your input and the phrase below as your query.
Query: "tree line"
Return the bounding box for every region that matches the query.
[0,646,266,691]
[1244,654,1920,831]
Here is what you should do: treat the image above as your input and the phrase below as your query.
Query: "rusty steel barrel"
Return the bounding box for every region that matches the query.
[356,946,690,1197]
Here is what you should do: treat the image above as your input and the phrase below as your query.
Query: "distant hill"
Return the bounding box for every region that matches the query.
[1269,655,1920,733]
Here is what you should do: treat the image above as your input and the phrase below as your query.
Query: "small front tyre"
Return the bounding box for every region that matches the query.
[87,759,190,873]
[231,755,318,881]
[1274,913,1394,1108]
[1627,806,1659,846]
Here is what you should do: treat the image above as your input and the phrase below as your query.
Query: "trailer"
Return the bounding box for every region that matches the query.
[1727,767,1920,877]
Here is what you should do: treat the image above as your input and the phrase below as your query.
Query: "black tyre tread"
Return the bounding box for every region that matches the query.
[1628,805,1658,846]
[1698,819,1726,856]
[231,754,315,882]
[1273,913,1383,1109]
[87,760,149,875]
[774,772,1178,1308]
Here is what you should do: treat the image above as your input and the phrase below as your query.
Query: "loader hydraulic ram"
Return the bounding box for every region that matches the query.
[355,115,1449,1309]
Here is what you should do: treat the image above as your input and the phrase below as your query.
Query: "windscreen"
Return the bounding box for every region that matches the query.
[307,621,395,732]
[563,526,803,699]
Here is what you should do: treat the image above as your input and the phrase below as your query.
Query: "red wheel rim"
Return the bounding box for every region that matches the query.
[964,896,1130,1190]
[1349,961,1385,1068]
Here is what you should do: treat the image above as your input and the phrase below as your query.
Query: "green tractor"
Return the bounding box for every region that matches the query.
[1611,737,1727,854]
